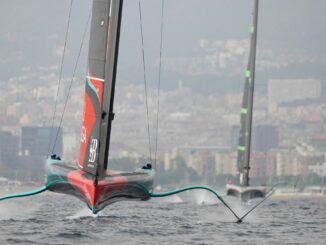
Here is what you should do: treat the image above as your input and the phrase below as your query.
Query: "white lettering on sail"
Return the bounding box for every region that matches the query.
[88,139,98,163]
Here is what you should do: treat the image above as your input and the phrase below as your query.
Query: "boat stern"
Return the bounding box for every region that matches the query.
[226,183,266,202]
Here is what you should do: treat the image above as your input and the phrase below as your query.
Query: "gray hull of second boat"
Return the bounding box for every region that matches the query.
[226,184,266,202]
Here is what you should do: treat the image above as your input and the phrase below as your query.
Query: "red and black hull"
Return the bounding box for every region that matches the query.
[45,158,154,214]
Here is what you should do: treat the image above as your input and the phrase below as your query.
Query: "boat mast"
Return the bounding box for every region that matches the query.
[98,0,123,177]
[237,0,259,187]
[78,0,123,178]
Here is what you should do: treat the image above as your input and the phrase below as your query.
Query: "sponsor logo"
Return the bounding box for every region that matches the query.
[88,138,98,163]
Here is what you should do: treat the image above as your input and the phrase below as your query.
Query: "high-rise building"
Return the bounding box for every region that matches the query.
[21,126,63,157]
[275,149,307,176]
[165,146,229,176]
[252,125,278,152]
[250,152,267,177]
[215,151,237,175]
[230,124,278,152]
[308,162,326,177]
[265,151,277,177]
[268,79,321,112]
[0,130,19,166]
[276,149,295,176]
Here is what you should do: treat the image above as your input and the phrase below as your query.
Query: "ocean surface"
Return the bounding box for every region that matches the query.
[0,189,325,245]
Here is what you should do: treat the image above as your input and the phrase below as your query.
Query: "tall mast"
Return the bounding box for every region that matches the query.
[79,0,123,178]
[98,0,123,176]
[237,0,259,187]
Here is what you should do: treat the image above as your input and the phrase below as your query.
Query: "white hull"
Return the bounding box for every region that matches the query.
[226,184,266,201]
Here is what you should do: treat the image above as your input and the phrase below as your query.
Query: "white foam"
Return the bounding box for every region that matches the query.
[66,207,97,219]
[0,201,39,220]
[192,189,218,205]
[154,195,184,203]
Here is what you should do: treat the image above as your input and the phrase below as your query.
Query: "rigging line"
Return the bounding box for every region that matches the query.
[153,0,165,170]
[237,182,285,222]
[51,10,92,154]
[138,0,152,163]
[47,0,74,155]
[146,185,241,222]
[238,187,275,222]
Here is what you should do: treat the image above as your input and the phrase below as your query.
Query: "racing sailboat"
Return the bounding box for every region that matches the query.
[226,0,266,201]
[45,0,154,214]
[1,0,264,222]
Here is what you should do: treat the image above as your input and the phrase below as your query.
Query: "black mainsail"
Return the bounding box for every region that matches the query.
[226,0,266,200]
[237,0,259,187]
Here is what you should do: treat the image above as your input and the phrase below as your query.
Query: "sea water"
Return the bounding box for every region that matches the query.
[0,191,325,244]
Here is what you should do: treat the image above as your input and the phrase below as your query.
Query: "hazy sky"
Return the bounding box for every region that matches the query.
[1,0,326,92]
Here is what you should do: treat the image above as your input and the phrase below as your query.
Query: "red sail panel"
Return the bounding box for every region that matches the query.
[79,75,103,174]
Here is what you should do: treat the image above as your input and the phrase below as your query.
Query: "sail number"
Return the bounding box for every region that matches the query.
[89,139,98,163]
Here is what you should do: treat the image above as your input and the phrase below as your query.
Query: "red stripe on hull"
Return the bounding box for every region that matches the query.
[67,170,128,207]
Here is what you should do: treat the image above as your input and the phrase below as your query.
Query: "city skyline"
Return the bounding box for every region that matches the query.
[1,1,326,183]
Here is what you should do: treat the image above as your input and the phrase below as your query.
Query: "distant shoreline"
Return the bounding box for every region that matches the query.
[272,192,326,199]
